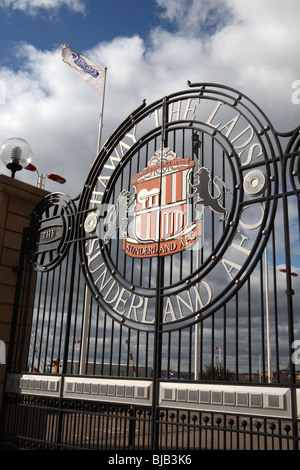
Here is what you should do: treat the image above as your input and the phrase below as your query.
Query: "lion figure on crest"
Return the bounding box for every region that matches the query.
[188,167,231,221]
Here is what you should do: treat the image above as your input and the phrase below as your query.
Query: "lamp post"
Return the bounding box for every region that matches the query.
[1,138,33,178]
[1,138,66,189]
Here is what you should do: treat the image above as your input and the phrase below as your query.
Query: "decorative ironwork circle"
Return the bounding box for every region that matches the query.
[287,127,300,199]
[78,83,279,332]
[243,170,267,196]
[26,192,76,272]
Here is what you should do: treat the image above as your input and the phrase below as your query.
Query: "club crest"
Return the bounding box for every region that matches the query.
[121,148,230,258]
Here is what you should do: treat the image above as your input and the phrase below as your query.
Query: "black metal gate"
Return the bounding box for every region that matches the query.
[1,83,300,451]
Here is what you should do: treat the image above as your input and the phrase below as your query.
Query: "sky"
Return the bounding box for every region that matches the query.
[0,0,300,197]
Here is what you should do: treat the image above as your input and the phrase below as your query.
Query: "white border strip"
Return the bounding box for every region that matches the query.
[5,373,293,418]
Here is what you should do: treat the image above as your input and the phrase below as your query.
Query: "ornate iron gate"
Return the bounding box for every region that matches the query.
[1,82,300,451]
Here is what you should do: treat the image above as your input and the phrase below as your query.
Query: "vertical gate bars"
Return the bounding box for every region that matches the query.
[151,96,168,450]
[1,86,300,450]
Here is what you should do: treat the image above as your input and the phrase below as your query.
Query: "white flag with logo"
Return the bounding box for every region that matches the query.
[62,43,105,94]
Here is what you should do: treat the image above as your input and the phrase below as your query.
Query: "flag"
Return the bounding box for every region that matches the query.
[61,43,105,94]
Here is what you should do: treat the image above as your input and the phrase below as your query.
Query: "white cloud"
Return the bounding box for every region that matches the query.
[0,0,300,197]
[0,43,100,195]
[157,0,231,36]
[0,0,86,15]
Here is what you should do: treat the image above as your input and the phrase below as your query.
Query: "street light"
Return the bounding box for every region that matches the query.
[25,163,66,189]
[279,267,298,296]
[1,137,33,178]
[279,268,298,277]
[1,138,66,189]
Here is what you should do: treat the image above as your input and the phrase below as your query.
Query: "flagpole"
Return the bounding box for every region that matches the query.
[61,44,107,373]
[79,67,107,375]
[97,67,107,154]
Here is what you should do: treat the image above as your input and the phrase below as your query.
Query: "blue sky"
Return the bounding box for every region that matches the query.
[0,0,164,68]
[0,0,300,197]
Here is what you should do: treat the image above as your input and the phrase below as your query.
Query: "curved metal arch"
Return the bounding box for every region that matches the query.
[76,83,283,331]
[26,192,77,272]
[186,82,285,165]
[85,122,239,294]
[283,125,300,198]
[79,82,282,211]
[163,204,276,331]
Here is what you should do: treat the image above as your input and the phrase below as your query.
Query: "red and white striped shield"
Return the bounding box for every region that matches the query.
[123,148,201,258]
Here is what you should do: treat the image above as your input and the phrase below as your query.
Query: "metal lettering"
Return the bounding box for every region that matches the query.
[230,124,254,149]
[82,89,274,328]
[203,101,263,167]
[140,297,153,324]
[221,258,242,280]
[148,108,161,127]
[205,101,224,128]
[103,128,137,170]
[218,113,241,138]
[85,239,102,267]
[169,100,182,121]
[95,265,115,292]
[86,249,155,324]
[230,231,251,256]
[175,290,193,319]
[43,229,55,240]
[97,175,110,188]
[193,282,212,309]
[238,142,263,167]
[90,190,104,205]
[113,287,130,315]
[182,98,200,120]
[38,225,63,244]
[104,149,122,170]
[102,280,119,303]
[221,204,265,280]
[163,297,177,323]
[118,127,137,157]
[239,204,265,230]
[126,294,143,322]
[164,283,212,324]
